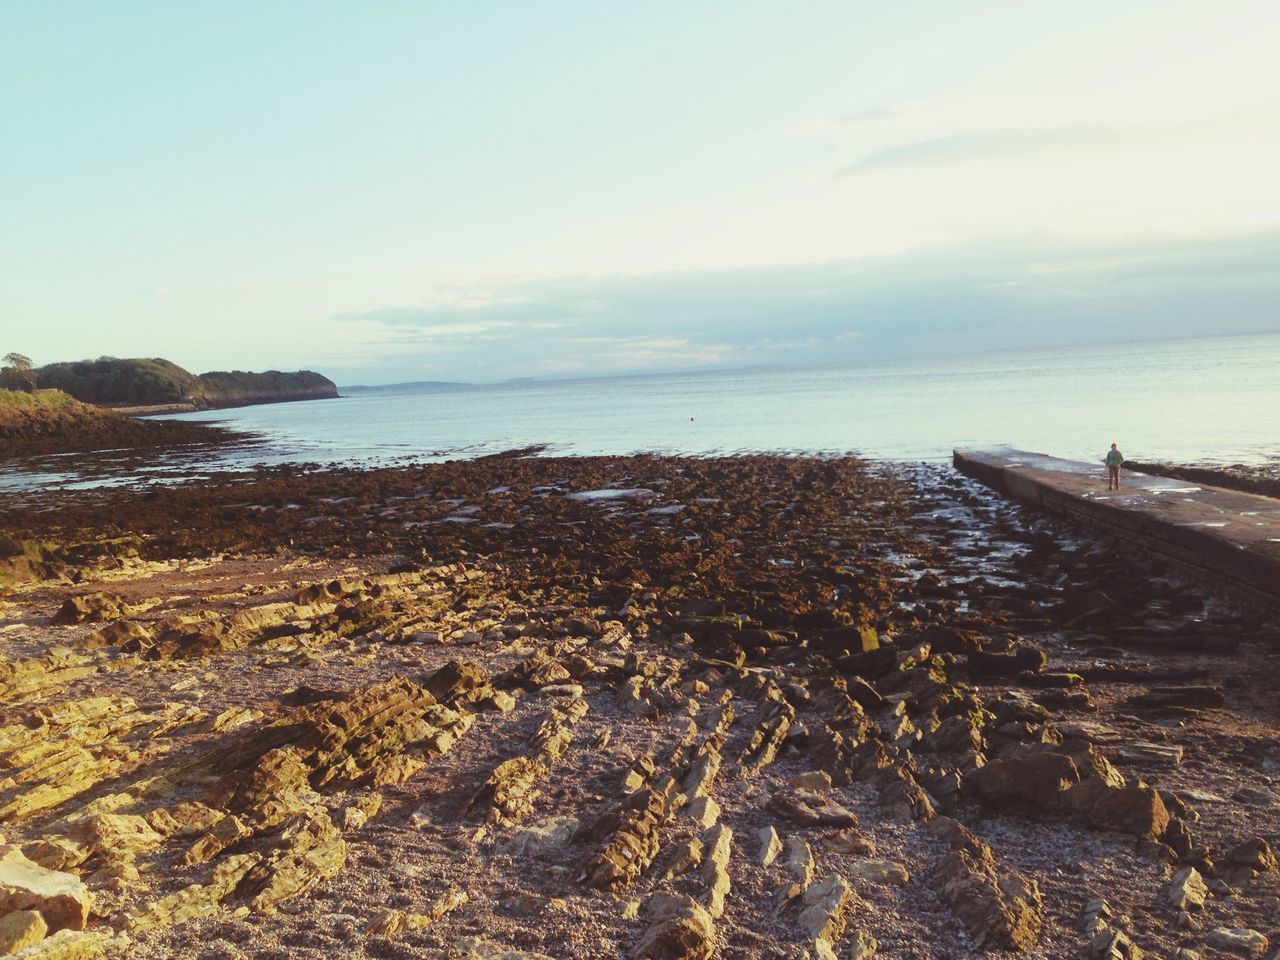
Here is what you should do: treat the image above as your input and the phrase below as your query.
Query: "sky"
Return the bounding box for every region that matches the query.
[2,1,1278,384]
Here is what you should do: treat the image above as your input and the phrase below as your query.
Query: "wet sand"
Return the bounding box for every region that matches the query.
[0,453,1277,959]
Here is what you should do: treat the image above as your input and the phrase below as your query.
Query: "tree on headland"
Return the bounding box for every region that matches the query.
[1,352,39,392]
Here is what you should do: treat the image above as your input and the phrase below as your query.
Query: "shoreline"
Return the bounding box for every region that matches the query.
[113,394,343,417]
[1,454,1277,957]
[0,392,250,459]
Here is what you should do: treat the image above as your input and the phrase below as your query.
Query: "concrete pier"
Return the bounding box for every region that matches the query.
[953,448,1280,604]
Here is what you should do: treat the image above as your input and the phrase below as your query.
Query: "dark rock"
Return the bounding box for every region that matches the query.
[965,648,1047,676]
[1063,779,1171,840]
[920,625,985,654]
[51,592,131,625]
[834,648,897,680]
[423,660,487,700]
[1130,686,1225,710]
[812,625,879,656]
[968,749,1079,808]
[844,677,884,711]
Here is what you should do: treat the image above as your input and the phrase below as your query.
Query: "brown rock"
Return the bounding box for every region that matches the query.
[468,757,547,827]
[21,841,88,874]
[339,793,382,832]
[0,909,47,953]
[818,830,876,857]
[632,893,715,960]
[701,824,732,919]
[126,853,262,931]
[685,796,719,829]
[582,777,680,891]
[366,888,466,935]
[181,815,252,866]
[1064,780,1171,840]
[1086,928,1145,959]
[1168,866,1208,911]
[968,750,1079,808]
[50,593,131,626]
[0,751,129,824]
[846,859,910,886]
[145,802,223,840]
[920,625,985,654]
[796,874,854,947]
[965,648,1047,676]
[1206,928,1269,957]
[659,837,703,882]
[789,771,832,793]
[0,846,91,933]
[815,625,879,655]
[780,837,815,888]
[422,660,487,701]
[2,929,111,959]
[207,706,263,731]
[81,619,151,650]
[768,790,859,828]
[502,651,572,691]
[453,938,557,960]
[234,809,346,913]
[1132,686,1225,710]
[756,826,782,867]
[1224,837,1277,883]
[847,930,878,960]
[737,699,793,774]
[67,813,163,861]
[502,817,579,858]
[931,822,1043,952]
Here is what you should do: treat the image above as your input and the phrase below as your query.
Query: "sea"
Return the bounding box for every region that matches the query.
[5,332,1279,492]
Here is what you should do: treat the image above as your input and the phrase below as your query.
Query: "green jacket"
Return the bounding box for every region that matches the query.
[1105,449,1124,467]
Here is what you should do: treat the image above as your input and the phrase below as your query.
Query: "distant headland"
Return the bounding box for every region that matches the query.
[0,353,336,458]
[35,356,339,411]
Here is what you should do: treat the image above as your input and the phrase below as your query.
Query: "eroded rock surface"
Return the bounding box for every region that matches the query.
[0,454,1275,959]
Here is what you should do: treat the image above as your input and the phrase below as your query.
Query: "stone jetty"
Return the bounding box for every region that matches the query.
[954,448,1280,605]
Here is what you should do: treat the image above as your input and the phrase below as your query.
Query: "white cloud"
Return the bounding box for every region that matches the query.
[327,228,1280,383]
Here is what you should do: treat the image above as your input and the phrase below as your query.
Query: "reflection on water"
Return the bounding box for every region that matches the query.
[4,332,1279,493]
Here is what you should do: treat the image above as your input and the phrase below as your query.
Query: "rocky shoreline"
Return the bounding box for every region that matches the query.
[0,454,1277,959]
[0,392,244,459]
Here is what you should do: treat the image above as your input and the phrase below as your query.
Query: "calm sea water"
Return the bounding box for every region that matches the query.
[5,333,1279,491]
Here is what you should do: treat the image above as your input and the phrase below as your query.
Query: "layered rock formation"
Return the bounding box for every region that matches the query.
[0,454,1276,958]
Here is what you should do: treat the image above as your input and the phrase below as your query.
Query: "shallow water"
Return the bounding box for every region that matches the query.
[6,332,1279,491]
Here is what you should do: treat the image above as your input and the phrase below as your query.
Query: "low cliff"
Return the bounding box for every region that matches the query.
[36,357,338,410]
[0,388,237,456]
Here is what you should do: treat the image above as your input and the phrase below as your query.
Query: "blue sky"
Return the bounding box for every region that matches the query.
[3,1,1278,383]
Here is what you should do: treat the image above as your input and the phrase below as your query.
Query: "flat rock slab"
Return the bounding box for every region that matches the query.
[0,845,92,933]
[954,449,1280,605]
[1115,742,1184,765]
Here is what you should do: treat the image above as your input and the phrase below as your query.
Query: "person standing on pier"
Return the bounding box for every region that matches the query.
[1105,443,1125,490]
